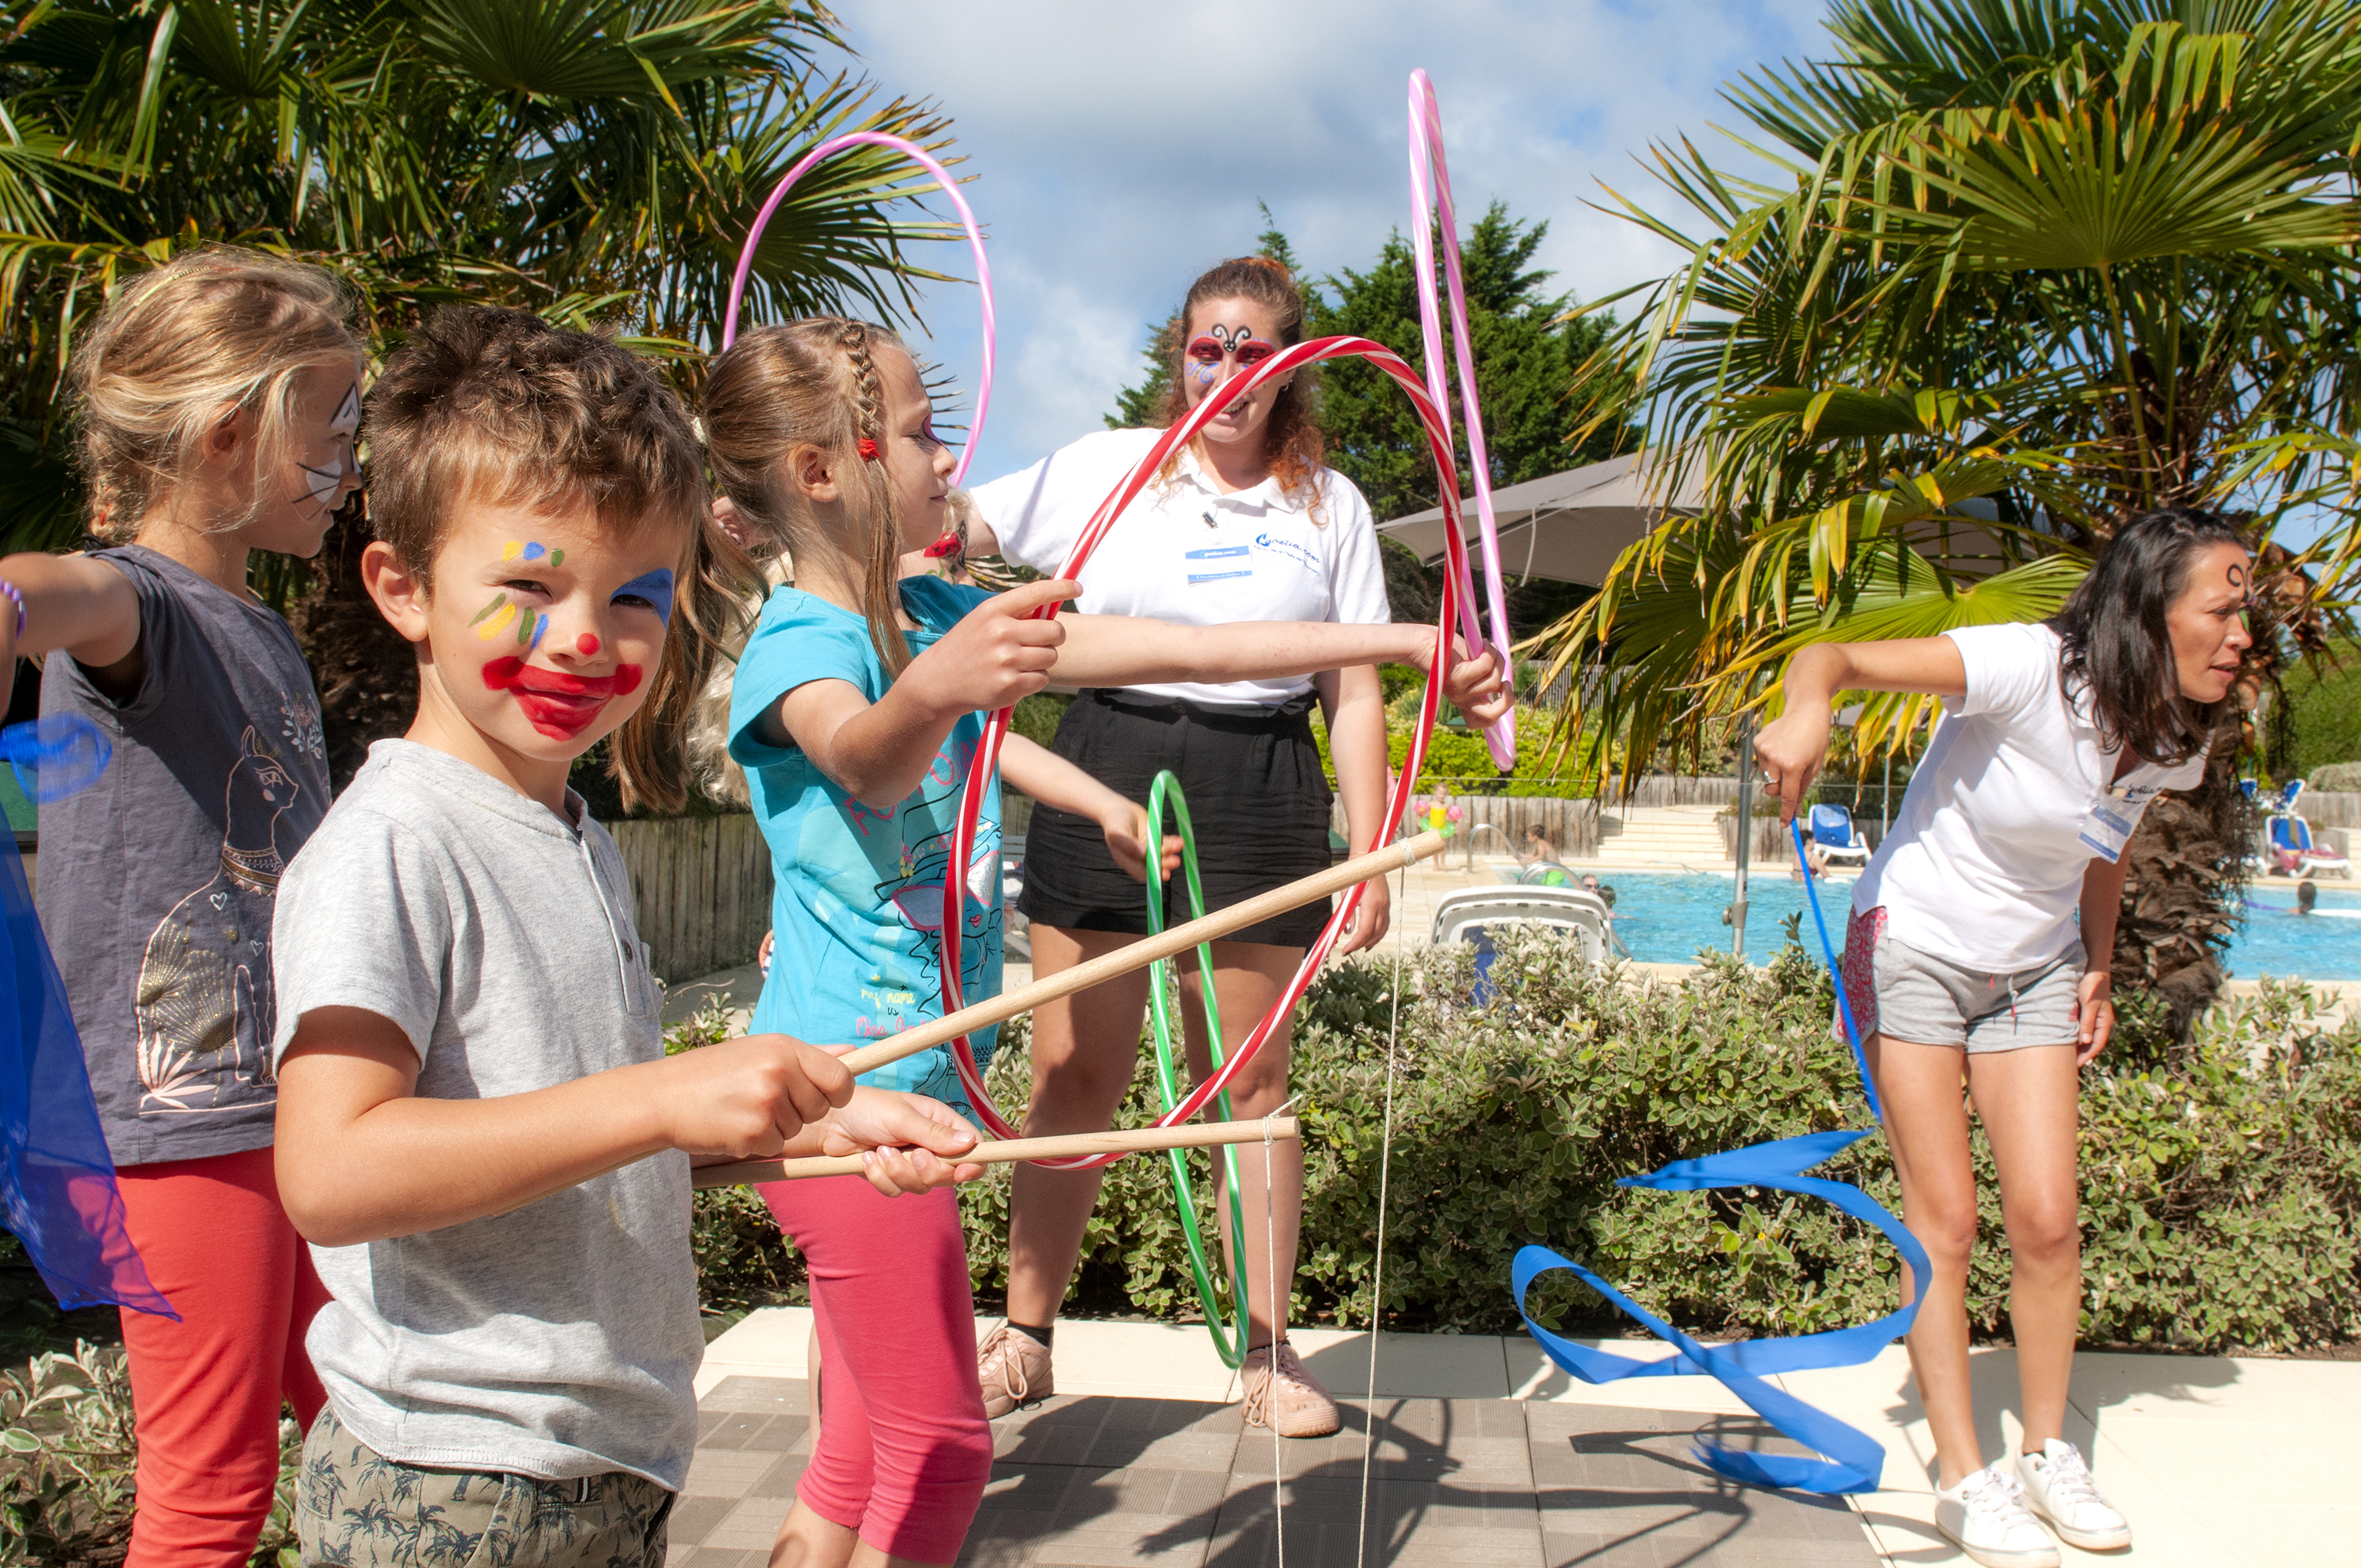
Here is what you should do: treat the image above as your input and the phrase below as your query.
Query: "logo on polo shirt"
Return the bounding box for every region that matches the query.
[1252,533,1322,575]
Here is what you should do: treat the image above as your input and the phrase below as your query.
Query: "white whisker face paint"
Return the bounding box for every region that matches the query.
[296,383,362,508]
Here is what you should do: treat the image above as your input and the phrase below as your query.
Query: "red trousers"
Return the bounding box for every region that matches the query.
[760,1178,992,1564]
[115,1144,329,1568]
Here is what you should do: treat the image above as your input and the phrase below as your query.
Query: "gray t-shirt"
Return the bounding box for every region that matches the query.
[38,546,331,1164]
[270,740,700,1490]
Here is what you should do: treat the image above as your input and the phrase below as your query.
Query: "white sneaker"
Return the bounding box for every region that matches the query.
[1936,1464,2060,1568]
[2017,1439,2132,1550]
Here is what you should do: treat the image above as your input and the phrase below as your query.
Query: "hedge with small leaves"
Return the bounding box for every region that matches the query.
[688,932,2361,1353]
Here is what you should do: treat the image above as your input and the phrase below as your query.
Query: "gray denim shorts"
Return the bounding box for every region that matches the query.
[1840,905,2084,1051]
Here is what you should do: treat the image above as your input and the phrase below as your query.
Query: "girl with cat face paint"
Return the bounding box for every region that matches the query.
[0,248,363,1568]
[962,254,1388,1439]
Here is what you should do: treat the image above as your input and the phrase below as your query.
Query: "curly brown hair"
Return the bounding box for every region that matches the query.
[1150,255,1329,520]
[364,305,761,812]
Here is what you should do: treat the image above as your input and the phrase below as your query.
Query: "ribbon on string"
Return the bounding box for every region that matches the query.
[1511,819,1923,1493]
[723,133,996,485]
[935,333,1481,1160]
[1407,70,1516,771]
[0,716,174,1318]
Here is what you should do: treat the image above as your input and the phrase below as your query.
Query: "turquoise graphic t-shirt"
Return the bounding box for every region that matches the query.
[728,577,1003,1114]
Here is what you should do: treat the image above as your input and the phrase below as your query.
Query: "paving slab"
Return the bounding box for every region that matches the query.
[684,1313,2359,1568]
[672,1375,1880,1568]
[1292,1330,1514,1400]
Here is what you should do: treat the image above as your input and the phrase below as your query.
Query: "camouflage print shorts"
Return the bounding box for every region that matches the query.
[296,1405,673,1567]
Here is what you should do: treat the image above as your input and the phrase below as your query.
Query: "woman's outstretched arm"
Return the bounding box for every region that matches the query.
[1753,638,1968,822]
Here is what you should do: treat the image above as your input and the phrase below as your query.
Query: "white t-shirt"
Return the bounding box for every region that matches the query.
[967,427,1393,708]
[1853,622,2207,973]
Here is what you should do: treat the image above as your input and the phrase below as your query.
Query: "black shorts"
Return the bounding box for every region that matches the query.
[1016,688,1336,949]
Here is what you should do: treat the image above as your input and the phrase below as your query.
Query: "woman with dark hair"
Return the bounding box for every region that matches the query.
[962,256,1392,1437]
[1754,508,2253,1568]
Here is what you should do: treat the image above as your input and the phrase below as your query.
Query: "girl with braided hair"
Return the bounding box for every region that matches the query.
[699,319,1505,1568]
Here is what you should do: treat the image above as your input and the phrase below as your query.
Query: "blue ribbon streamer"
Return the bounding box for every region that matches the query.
[1511,818,1920,1493]
[0,717,174,1318]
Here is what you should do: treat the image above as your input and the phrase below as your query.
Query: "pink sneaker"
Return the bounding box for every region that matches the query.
[1240,1340,1339,1439]
[976,1324,1052,1420]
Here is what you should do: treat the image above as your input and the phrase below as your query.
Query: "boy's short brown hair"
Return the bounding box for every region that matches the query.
[364,306,759,812]
[365,306,703,579]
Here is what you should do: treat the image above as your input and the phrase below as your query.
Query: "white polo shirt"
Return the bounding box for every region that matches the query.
[966,427,1393,709]
[1853,621,2206,973]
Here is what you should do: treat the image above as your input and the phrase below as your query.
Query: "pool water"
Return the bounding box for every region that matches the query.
[1561,869,2361,981]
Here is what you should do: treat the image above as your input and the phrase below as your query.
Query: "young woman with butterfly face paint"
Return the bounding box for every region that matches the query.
[963,254,1391,1438]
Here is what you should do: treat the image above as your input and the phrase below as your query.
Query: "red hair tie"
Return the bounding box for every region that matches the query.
[856,437,880,460]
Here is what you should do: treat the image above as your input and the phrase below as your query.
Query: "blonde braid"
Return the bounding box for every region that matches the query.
[840,320,911,677]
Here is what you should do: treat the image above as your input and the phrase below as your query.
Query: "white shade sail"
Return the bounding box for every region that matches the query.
[1376,451,1704,587]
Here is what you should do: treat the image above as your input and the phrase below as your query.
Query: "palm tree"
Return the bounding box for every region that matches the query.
[1529,0,2361,1025]
[2,0,966,776]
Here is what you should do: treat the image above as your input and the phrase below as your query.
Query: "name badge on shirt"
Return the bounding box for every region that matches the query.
[2078,783,2163,864]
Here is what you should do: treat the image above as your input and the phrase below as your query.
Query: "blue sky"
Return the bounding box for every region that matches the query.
[828,0,1826,490]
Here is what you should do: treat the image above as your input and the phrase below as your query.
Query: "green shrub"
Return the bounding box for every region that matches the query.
[0,1340,300,1567]
[695,931,2356,1354]
[2279,644,2361,782]
[693,942,2361,1350]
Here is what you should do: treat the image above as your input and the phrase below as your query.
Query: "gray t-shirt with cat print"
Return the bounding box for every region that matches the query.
[37,545,331,1166]
[270,740,700,1490]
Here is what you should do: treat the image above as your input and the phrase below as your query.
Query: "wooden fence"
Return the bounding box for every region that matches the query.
[1330,794,1601,859]
[1615,774,1741,808]
[602,814,773,984]
[2299,791,2360,829]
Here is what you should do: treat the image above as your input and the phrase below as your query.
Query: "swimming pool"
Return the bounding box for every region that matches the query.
[1558,869,2361,981]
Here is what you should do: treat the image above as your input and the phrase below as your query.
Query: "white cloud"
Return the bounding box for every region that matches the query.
[819,0,1826,487]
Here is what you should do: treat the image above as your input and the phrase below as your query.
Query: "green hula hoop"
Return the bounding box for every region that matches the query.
[1142,772,1257,1368]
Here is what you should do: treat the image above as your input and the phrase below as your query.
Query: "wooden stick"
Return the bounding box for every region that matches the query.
[692,1115,1302,1188]
[832,828,1451,1079]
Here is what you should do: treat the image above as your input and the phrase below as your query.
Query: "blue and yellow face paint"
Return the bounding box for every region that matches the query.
[470,541,560,650]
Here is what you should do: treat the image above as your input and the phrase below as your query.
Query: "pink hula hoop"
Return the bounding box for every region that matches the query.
[1408,69,1518,770]
[721,132,996,485]
[722,97,1501,1168]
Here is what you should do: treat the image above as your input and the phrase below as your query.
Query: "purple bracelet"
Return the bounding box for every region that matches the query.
[0,581,22,641]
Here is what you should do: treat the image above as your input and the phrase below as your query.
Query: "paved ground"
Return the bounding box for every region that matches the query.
[676,1311,2361,1568]
[673,1373,1870,1568]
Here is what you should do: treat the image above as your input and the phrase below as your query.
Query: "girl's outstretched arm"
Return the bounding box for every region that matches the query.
[0,551,145,693]
[1053,613,1511,725]
[758,580,1082,809]
[1752,638,1967,822]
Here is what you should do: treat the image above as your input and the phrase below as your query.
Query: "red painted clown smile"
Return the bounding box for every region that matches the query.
[482,656,644,739]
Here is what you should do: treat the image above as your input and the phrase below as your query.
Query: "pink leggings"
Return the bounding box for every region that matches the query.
[117,1144,330,1568]
[759,1177,991,1564]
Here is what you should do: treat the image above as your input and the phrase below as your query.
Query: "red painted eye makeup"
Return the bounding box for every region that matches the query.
[1185,334,1279,367]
